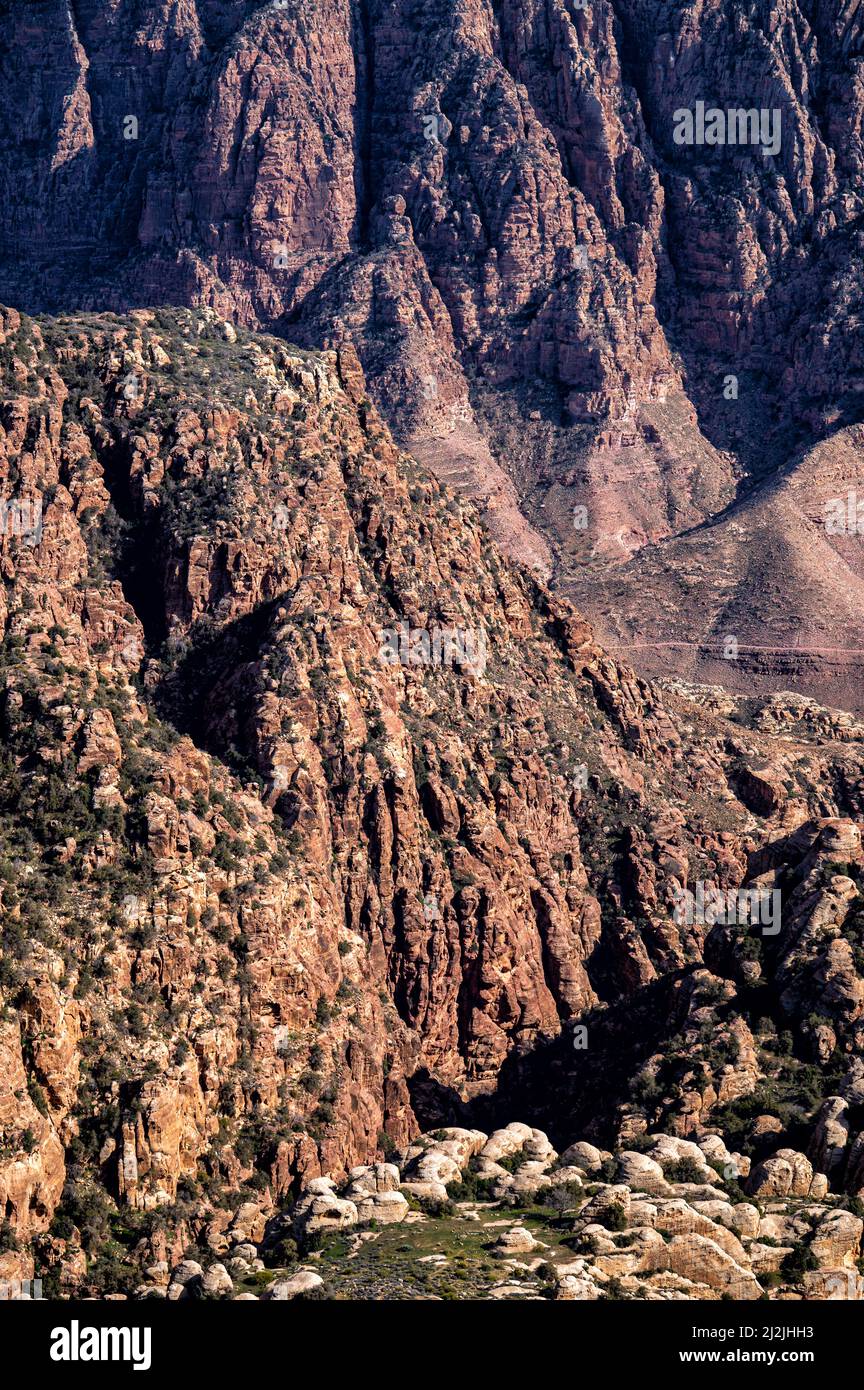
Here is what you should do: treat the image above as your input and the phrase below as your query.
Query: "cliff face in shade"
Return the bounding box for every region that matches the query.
[1,306,864,1294]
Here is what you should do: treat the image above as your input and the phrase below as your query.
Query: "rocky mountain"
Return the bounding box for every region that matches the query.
[1,305,864,1298]
[4,0,864,708]
[568,423,864,714]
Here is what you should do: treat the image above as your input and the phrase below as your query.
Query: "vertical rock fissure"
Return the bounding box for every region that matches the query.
[351,0,376,249]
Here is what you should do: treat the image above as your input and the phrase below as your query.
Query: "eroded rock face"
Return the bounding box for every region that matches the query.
[0,306,863,1295]
[748,1150,821,1200]
[569,425,864,715]
[0,1018,65,1244]
[6,2,864,708]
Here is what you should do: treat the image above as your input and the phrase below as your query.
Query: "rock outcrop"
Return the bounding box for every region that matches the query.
[124,1122,864,1301]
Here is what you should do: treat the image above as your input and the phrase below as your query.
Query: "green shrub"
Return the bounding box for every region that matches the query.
[664,1157,706,1184]
[604,1202,628,1232]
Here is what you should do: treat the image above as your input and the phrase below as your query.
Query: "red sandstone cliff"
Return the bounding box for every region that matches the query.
[11,1,864,707]
[0,306,863,1293]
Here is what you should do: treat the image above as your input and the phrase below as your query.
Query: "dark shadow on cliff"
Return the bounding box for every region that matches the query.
[151,601,282,785]
[408,966,702,1149]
